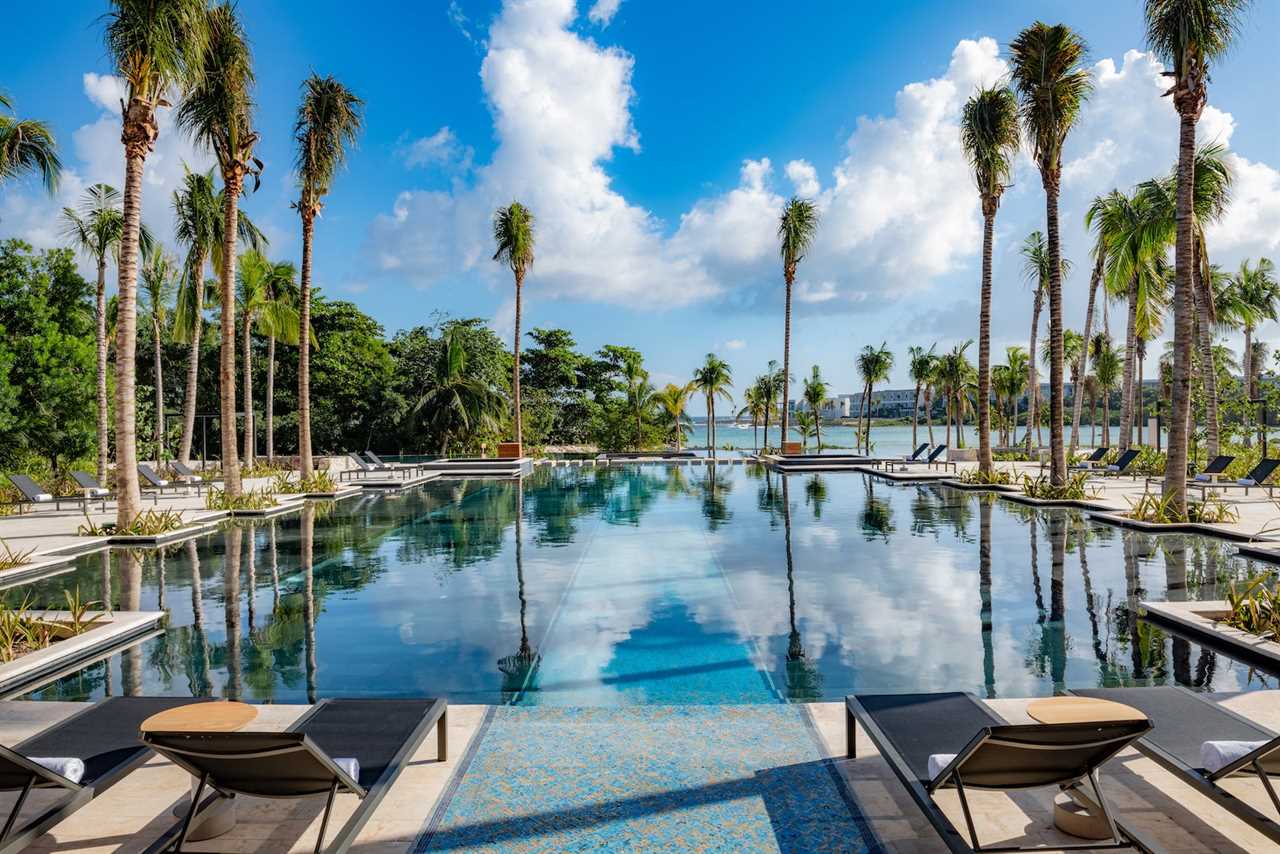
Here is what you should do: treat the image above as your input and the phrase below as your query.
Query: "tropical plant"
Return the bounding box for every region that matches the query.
[1019,232,1050,450]
[1146,0,1250,515]
[1226,258,1278,422]
[78,508,186,537]
[104,0,210,526]
[793,410,819,451]
[1126,489,1238,524]
[757,361,784,451]
[205,486,278,511]
[936,342,975,448]
[653,382,696,451]
[1092,334,1122,447]
[801,365,828,450]
[0,540,35,572]
[1010,20,1092,485]
[777,197,819,444]
[623,361,657,449]
[856,343,893,453]
[293,74,364,475]
[0,90,60,193]
[736,384,767,452]
[961,83,1020,475]
[996,346,1028,448]
[411,326,505,455]
[1222,576,1280,640]
[1020,471,1096,501]
[493,202,536,449]
[177,1,262,498]
[691,353,733,452]
[236,250,301,467]
[907,344,937,448]
[140,245,177,462]
[1071,195,1112,458]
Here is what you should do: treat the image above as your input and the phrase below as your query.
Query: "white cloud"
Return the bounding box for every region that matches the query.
[82,73,127,113]
[784,159,819,197]
[400,126,473,171]
[722,338,746,351]
[587,0,622,26]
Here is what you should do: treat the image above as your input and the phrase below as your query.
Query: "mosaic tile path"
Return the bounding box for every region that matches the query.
[414,705,881,853]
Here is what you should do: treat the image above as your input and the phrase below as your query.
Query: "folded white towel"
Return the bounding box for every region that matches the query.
[89,487,109,496]
[30,757,85,784]
[1194,473,1211,482]
[927,753,957,780]
[34,493,53,502]
[1105,465,1119,472]
[333,756,360,784]
[1201,740,1269,774]
[1238,478,1257,487]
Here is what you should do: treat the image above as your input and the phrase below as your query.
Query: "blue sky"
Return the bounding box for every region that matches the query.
[2,0,1278,407]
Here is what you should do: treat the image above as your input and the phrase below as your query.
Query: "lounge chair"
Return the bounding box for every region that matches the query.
[846,692,1151,852]
[138,464,197,496]
[170,461,223,489]
[1190,457,1280,499]
[1093,448,1140,479]
[1144,454,1236,491]
[339,454,404,482]
[4,474,102,514]
[142,698,446,854]
[1071,686,1280,845]
[363,452,422,474]
[0,696,211,854]
[894,445,951,472]
[890,443,929,466]
[1070,447,1110,470]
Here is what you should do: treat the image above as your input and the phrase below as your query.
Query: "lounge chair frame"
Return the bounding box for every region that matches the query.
[143,697,446,854]
[5,474,105,515]
[1070,448,1110,470]
[1071,686,1280,845]
[846,694,1151,853]
[138,465,200,496]
[1188,457,1280,499]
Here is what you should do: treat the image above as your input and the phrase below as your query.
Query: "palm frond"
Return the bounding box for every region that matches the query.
[294,74,364,213]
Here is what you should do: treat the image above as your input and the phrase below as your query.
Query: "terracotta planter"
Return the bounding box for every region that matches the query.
[781,441,802,455]
[497,442,522,459]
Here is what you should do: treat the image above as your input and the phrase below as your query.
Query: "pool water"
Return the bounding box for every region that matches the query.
[16,465,1274,705]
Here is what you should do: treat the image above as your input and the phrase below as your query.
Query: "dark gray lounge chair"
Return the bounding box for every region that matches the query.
[339,454,406,482]
[847,692,1151,852]
[900,443,929,463]
[1190,457,1280,498]
[138,464,196,496]
[1094,448,1140,479]
[142,698,446,853]
[0,696,210,854]
[894,445,952,472]
[1072,686,1280,844]
[1070,447,1110,470]
[170,461,223,490]
[4,475,101,514]
[364,452,424,474]
[1145,454,1237,491]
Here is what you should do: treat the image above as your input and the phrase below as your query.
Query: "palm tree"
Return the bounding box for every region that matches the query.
[777,198,820,446]
[1228,258,1279,418]
[856,344,893,453]
[1146,0,1250,513]
[1019,232,1050,449]
[793,411,819,451]
[0,91,60,193]
[237,251,301,468]
[177,2,261,497]
[737,384,767,452]
[758,362,783,451]
[1071,196,1111,459]
[105,0,208,525]
[801,366,828,451]
[653,383,695,451]
[907,345,937,449]
[961,84,1020,476]
[691,353,733,453]
[62,185,127,482]
[492,202,536,452]
[1093,335,1122,447]
[140,246,177,463]
[1010,21,1092,485]
[294,74,364,475]
[623,361,655,450]
[937,342,975,447]
[171,166,264,465]
[412,327,505,456]
[999,346,1029,447]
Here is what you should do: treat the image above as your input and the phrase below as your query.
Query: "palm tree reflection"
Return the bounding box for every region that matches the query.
[119,550,143,696]
[860,478,894,541]
[224,527,243,699]
[978,496,995,698]
[804,474,828,520]
[187,538,212,697]
[302,506,318,704]
[781,477,822,701]
[498,481,539,701]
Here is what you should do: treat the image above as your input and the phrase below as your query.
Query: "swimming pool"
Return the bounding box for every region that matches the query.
[15,465,1273,705]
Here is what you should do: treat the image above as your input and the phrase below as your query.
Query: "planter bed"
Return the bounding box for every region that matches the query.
[225,495,308,519]
[1001,492,1112,511]
[940,479,1021,493]
[1235,542,1280,566]
[300,486,363,501]
[1088,511,1267,543]
[105,516,225,546]
[1140,600,1280,676]
[0,610,165,696]
[0,552,79,587]
[856,465,950,483]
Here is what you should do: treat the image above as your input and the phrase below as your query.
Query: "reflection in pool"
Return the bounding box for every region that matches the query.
[13,465,1276,705]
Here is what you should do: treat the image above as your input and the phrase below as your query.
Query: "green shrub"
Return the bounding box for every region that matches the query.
[957,468,1014,486]
[1019,472,1096,501]
[1223,576,1280,640]
[205,487,279,511]
[1125,490,1238,524]
[78,509,186,537]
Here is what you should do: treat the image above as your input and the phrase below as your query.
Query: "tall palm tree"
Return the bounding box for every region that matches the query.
[777,197,819,446]
[691,353,733,453]
[1071,196,1111,458]
[172,167,264,465]
[140,246,177,463]
[177,2,261,497]
[237,251,301,467]
[0,91,60,193]
[653,382,696,451]
[960,84,1020,476]
[856,344,893,453]
[492,202,535,451]
[1093,335,1122,447]
[1000,346,1029,447]
[1010,21,1092,485]
[412,326,505,456]
[737,384,767,452]
[1228,258,1279,411]
[802,365,828,451]
[1061,330,1085,447]
[1019,231,1051,449]
[294,74,364,475]
[936,342,975,447]
[1146,0,1250,513]
[907,344,937,449]
[758,362,783,451]
[105,0,208,525]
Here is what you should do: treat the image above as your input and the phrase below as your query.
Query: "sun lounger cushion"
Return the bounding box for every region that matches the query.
[1194,474,1212,482]
[1238,478,1257,486]
[1202,740,1270,775]
[33,493,52,502]
[927,753,956,779]
[333,757,360,781]
[29,757,85,784]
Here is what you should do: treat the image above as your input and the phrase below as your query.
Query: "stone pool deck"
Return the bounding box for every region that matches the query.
[3,691,1278,852]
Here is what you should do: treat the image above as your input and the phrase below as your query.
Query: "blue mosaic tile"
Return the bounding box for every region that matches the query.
[415,705,882,853]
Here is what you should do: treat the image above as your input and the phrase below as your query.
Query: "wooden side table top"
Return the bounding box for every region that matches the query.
[140,701,258,733]
[1027,696,1147,725]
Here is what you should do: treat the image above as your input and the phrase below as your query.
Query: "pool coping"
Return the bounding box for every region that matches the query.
[1140,600,1280,675]
[0,610,165,697]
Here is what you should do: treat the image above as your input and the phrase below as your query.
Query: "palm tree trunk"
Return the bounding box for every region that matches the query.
[512,271,524,449]
[710,397,716,453]
[911,383,920,449]
[1046,182,1066,485]
[978,210,995,475]
[114,137,146,526]
[1026,287,1043,452]
[1103,391,1111,448]
[153,318,165,464]
[220,173,244,496]
[1137,349,1145,445]
[1070,253,1103,459]
[925,389,934,445]
[815,411,821,451]
[781,273,794,445]
[298,212,315,475]
[763,401,771,453]
[266,334,275,464]
[979,498,995,697]
[1192,253,1221,458]
[178,252,204,466]
[95,255,110,484]
[1244,326,1254,448]
[1119,275,1139,450]
[242,311,255,470]
[224,526,242,699]
[1164,106,1198,514]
